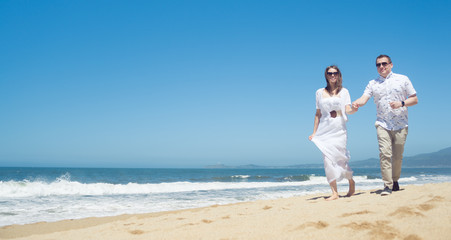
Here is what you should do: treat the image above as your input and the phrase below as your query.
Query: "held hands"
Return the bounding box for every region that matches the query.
[351,102,360,112]
[351,103,359,112]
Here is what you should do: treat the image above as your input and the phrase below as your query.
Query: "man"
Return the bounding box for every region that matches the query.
[353,55,418,196]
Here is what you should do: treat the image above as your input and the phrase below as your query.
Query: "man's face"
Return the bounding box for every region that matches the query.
[376,57,393,78]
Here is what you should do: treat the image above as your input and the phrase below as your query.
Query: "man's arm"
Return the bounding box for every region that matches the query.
[405,94,418,107]
[390,94,418,109]
[352,95,371,108]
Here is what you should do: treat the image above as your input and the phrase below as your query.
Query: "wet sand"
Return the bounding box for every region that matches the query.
[1,182,450,240]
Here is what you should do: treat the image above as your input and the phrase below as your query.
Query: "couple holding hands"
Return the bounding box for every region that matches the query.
[309,54,418,200]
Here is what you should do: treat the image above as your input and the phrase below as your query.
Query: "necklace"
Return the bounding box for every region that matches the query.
[328,87,338,96]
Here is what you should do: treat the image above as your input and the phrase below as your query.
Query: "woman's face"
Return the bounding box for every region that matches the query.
[326,68,339,84]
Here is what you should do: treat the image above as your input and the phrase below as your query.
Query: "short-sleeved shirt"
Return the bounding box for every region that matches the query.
[363,72,416,131]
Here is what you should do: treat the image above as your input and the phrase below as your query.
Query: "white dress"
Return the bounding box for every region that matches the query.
[312,88,353,183]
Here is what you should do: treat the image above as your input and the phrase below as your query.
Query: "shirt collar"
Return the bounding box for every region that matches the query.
[377,71,393,82]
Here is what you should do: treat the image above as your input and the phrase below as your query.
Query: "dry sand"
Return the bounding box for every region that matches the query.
[1,182,450,240]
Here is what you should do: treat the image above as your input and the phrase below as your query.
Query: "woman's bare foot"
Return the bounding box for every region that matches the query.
[346,179,355,197]
[326,180,339,201]
[326,193,339,201]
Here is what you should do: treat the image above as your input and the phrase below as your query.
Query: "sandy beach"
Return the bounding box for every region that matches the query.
[1,182,450,240]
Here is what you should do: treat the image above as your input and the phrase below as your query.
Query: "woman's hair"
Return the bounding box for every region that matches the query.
[324,65,342,95]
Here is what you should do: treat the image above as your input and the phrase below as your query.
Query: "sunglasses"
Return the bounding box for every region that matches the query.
[327,72,339,76]
[376,62,390,67]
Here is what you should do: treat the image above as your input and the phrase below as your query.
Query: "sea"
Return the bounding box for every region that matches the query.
[1,167,451,227]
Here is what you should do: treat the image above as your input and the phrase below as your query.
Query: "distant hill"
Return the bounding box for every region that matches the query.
[205,147,451,169]
[351,147,451,168]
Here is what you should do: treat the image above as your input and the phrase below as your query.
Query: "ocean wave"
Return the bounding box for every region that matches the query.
[0,172,325,198]
[210,174,311,182]
[0,179,324,198]
[1,174,447,198]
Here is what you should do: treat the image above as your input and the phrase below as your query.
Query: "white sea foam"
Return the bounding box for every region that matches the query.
[0,174,445,199]
[231,175,250,179]
[0,179,327,198]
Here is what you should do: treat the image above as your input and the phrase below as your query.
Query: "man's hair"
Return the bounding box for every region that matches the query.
[376,54,392,63]
[324,65,343,95]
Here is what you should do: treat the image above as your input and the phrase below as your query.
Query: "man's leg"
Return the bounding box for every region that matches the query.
[392,127,408,182]
[376,125,393,189]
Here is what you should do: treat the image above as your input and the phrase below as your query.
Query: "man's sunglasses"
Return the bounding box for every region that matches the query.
[376,62,390,67]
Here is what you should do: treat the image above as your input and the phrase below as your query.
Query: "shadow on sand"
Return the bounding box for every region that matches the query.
[307,192,365,201]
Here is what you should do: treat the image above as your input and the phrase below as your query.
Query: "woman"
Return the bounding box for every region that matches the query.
[309,65,358,201]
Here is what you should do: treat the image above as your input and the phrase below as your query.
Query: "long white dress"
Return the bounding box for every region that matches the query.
[312,88,353,183]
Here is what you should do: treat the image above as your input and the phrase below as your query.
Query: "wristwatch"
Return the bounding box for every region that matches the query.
[401,101,405,107]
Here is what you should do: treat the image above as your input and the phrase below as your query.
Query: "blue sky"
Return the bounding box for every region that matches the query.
[1,0,450,168]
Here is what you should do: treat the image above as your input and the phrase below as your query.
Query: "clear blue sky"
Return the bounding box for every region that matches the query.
[1,0,450,168]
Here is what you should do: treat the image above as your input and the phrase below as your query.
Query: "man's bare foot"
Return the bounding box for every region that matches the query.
[346,179,355,197]
[326,194,339,201]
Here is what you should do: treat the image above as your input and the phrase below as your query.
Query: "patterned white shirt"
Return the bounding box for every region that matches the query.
[363,72,417,131]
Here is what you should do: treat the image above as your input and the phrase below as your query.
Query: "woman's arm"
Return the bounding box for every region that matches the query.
[309,109,321,141]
